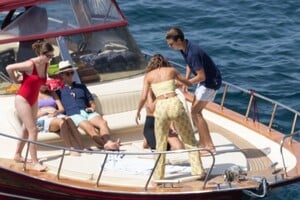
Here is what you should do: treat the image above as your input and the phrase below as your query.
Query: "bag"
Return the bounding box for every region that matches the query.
[36,120,45,132]
[45,79,64,91]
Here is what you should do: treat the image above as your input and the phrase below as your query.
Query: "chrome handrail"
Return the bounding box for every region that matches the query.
[280,130,300,177]
[0,71,12,83]
[162,56,300,178]
[219,81,300,134]
[0,132,215,190]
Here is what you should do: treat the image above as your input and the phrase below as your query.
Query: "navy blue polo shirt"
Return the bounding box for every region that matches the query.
[181,39,222,90]
[56,82,94,116]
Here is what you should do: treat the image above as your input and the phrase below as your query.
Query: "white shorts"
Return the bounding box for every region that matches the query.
[195,84,217,101]
[37,114,65,132]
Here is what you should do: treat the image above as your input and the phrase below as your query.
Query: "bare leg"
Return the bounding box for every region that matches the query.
[89,115,120,150]
[167,131,184,150]
[15,96,46,171]
[191,100,215,150]
[49,118,80,156]
[78,120,107,147]
[66,118,84,149]
[14,126,30,162]
[143,138,150,149]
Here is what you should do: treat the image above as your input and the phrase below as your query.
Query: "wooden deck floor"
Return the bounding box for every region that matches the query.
[212,125,273,172]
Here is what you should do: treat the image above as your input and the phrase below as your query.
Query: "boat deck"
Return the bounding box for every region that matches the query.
[0,129,277,192]
[41,132,248,187]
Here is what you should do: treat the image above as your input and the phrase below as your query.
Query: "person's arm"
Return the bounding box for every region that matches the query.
[136,76,150,124]
[145,89,156,114]
[185,65,191,79]
[6,60,33,84]
[86,100,96,113]
[174,68,192,87]
[188,68,206,85]
[81,84,96,113]
[37,108,48,118]
[51,92,65,115]
[180,65,192,92]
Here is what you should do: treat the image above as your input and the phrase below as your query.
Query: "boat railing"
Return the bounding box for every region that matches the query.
[165,57,300,178]
[0,132,215,190]
[219,81,300,134]
[165,56,300,136]
[0,71,11,83]
[219,81,300,177]
[280,130,300,176]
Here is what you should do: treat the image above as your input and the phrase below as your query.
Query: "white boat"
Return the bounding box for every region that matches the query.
[0,0,300,199]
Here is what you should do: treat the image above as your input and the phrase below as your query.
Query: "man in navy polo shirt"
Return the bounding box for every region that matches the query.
[56,61,120,151]
[165,27,222,154]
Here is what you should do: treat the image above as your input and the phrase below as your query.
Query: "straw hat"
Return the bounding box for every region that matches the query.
[55,60,77,74]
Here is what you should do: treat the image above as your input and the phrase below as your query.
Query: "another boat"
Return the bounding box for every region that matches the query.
[0,0,300,199]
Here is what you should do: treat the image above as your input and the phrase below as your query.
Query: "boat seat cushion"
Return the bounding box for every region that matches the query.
[92,91,141,115]
[37,90,145,142]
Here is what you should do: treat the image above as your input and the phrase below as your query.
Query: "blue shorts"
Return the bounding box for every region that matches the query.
[70,110,100,126]
[195,84,217,101]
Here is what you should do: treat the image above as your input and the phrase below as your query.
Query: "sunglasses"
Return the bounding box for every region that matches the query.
[45,54,54,59]
[63,71,74,76]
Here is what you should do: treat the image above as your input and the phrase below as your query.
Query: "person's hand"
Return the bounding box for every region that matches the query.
[182,90,195,103]
[181,85,188,92]
[15,73,23,84]
[135,112,140,125]
[175,80,183,88]
[47,110,58,117]
[85,107,94,113]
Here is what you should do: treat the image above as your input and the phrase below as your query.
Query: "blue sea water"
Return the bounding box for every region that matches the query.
[117,0,300,199]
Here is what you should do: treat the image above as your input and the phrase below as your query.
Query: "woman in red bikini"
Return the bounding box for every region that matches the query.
[6,40,54,171]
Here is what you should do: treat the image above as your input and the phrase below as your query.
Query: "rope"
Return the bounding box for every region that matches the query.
[242,177,269,198]
[250,90,259,122]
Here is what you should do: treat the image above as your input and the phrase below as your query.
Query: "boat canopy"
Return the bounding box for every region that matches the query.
[0,0,127,44]
[0,0,54,12]
[0,0,146,94]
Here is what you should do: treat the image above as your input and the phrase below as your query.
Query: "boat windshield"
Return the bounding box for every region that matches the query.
[0,0,146,95]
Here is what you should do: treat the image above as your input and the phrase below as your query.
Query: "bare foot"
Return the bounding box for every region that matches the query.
[69,148,81,156]
[83,148,93,155]
[150,181,164,187]
[31,163,47,172]
[143,138,149,149]
[198,172,207,181]
[104,139,120,151]
[70,151,81,157]
[14,155,32,163]
[199,146,216,156]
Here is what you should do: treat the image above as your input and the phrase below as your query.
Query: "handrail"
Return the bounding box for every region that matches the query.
[219,81,300,134]
[163,56,300,178]
[0,132,215,190]
[280,130,300,177]
[0,71,12,83]
[165,56,300,136]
